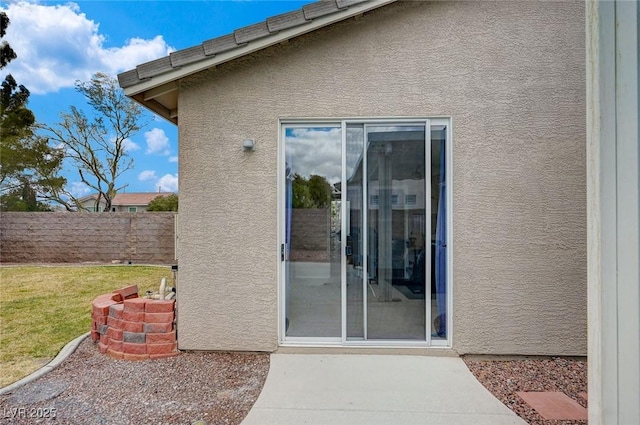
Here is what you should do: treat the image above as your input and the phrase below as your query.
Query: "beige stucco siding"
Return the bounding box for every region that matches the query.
[177,0,586,354]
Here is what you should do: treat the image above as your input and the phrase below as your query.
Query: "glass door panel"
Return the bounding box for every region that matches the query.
[346,124,365,339]
[431,125,447,340]
[365,125,427,340]
[282,119,448,345]
[284,126,342,338]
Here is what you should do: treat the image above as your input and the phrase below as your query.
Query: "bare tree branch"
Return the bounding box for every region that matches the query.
[38,73,148,211]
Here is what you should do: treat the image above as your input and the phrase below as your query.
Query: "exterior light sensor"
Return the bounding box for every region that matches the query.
[243,139,255,151]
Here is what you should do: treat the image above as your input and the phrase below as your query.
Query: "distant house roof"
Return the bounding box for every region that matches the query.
[117,0,396,124]
[79,192,174,207]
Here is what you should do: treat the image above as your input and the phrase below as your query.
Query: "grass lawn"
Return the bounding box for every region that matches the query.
[0,265,173,387]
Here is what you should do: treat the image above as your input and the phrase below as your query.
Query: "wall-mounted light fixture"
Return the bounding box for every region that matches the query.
[243,139,255,151]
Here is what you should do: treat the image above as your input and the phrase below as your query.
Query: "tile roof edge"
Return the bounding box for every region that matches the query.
[118,0,396,92]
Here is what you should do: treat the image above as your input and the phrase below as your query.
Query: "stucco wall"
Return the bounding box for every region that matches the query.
[0,212,176,264]
[177,0,586,354]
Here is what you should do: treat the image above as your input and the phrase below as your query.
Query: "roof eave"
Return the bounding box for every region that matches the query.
[121,0,396,118]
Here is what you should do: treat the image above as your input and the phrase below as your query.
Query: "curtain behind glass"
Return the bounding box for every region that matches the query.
[435,136,447,337]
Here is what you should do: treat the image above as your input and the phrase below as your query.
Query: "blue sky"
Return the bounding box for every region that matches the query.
[0,0,312,197]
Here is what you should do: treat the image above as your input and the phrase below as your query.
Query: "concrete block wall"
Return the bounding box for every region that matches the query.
[0,212,176,264]
[91,285,178,360]
[290,208,330,261]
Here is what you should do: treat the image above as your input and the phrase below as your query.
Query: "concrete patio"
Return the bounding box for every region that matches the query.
[241,353,527,425]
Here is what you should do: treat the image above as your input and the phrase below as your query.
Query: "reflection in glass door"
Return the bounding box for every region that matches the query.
[345,124,365,339]
[346,125,429,340]
[431,124,448,341]
[365,125,427,339]
[283,120,449,344]
[284,126,342,339]
[344,122,448,342]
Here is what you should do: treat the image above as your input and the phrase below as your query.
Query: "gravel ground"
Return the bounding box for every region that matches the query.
[1,338,588,425]
[0,339,270,425]
[464,356,588,425]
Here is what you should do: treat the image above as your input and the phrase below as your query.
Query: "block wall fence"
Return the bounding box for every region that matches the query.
[290,208,330,261]
[0,212,176,264]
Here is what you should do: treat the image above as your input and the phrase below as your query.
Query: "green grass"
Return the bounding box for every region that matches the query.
[0,265,173,387]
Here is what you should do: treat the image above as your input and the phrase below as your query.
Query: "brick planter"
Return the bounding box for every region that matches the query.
[91,285,178,360]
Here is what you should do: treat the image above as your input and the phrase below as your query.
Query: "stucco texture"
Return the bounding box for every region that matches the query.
[176,0,586,355]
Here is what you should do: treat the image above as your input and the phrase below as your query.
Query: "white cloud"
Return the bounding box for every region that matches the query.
[139,171,177,192]
[286,127,342,184]
[138,170,157,182]
[156,173,178,192]
[144,128,171,155]
[0,2,174,94]
[69,181,91,198]
[122,138,140,152]
[168,156,179,163]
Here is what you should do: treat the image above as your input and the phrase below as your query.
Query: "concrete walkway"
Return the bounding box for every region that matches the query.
[241,354,527,425]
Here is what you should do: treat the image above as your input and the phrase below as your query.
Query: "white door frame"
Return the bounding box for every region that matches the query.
[278,117,453,348]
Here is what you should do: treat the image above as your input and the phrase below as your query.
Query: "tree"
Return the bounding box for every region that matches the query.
[147,194,178,212]
[0,177,52,211]
[0,12,16,68]
[292,174,333,208]
[292,174,314,208]
[0,11,65,211]
[308,174,333,208]
[1,74,35,184]
[40,73,147,211]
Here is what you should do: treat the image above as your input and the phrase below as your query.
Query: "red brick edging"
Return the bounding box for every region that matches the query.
[91,285,178,360]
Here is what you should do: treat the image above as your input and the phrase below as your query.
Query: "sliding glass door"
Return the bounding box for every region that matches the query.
[282,119,449,345]
[283,126,342,339]
[365,125,427,340]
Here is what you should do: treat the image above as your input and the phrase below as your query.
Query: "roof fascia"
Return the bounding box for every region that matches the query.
[132,93,178,124]
[123,0,396,97]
